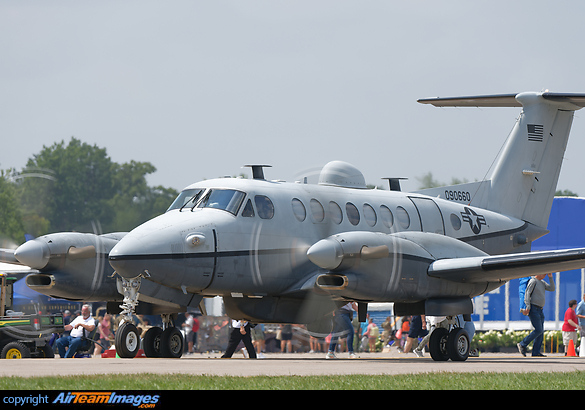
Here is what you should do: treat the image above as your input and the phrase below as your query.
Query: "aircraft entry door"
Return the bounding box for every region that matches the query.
[409,197,445,235]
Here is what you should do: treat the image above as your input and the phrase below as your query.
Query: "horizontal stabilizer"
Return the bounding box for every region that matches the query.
[428,247,585,283]
[418,93,520,107]
[418,92,585,109]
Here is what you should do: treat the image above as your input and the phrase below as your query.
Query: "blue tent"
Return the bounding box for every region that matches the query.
[471,197,585,325]
[11,277,81,315]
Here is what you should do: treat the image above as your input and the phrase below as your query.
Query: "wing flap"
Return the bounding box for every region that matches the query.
[428,247,585,283]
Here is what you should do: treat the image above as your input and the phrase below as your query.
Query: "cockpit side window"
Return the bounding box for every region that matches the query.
[197,189,246,215]
[167,188,205,212]
[255,195,274,219]
[241,199,255,217]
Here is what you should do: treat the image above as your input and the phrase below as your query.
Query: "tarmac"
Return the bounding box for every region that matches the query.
[1,349,585,378]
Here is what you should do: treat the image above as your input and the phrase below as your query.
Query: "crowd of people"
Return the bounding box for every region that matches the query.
[49,282,585,359]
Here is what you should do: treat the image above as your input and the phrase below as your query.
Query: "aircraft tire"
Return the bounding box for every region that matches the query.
[160,327,183,358]
[428,327,449,361]
[446,328,470,361]
[1,342,31,359]
[115,323,140,358]
[143,327,163,358]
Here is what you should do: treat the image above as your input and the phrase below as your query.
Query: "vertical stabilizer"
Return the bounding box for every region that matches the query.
[417,92,585,228]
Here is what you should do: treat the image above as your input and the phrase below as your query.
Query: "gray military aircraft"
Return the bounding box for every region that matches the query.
[4,91,585,361]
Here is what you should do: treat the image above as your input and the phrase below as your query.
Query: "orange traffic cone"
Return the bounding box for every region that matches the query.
[567,339,577,357]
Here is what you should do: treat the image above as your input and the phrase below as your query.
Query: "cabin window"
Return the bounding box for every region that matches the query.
[363,203,377,227]
[380,205,394,228]
[346,202,360,226]
[396,206,410,229]
[255,195,275,219]
[292,198,306,222]
[450,213,462,230]
[329,201,342,224]
[310,199,325,222]
[198,189,246,215]
[241,199,255,217]
[167,188,205,212]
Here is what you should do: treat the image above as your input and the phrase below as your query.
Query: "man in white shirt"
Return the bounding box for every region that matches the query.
[56,304,96,358]
[221,319,257,359]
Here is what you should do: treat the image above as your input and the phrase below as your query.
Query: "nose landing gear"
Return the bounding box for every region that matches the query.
[114,276,184,359]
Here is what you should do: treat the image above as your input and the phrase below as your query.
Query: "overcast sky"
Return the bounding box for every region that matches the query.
[2,1,585,196]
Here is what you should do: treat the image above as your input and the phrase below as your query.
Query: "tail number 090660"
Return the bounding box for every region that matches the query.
[445,190,471,202]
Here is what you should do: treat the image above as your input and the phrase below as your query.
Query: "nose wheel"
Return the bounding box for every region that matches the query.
[115,322,140,358]
[114,275,184,359]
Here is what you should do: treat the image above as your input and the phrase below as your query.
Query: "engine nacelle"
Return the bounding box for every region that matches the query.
[15,232,125,302]
[307,231,490,307]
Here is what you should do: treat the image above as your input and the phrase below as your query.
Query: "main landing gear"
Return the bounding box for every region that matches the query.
[115,276,184,358]
[429,327,470,362]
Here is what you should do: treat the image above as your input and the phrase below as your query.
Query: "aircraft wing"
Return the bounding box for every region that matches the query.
[428,247,585,283]
[0,249,38,274]
[0,248,20,265]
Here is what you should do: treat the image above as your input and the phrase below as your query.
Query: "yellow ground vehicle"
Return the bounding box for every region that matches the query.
[0,273,64,358]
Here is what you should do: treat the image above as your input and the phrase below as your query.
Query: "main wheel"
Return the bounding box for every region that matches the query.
[428,327,449,361]
[143,327,163,358]
[447,328,470,361]
[115,322,140,358]
[160,327,183,358]
[2,342,31,359]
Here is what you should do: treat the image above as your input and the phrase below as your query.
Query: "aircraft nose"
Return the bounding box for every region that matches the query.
[108,236,146,278]
[14,240,50,269]
[307,238,344,270]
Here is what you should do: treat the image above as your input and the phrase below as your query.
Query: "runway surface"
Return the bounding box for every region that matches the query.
[2,351,584,378]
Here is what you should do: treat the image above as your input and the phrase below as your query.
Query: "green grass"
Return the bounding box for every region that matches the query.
[1,371,584,390]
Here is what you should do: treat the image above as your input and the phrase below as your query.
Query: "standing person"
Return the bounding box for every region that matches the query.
[280,324,293,353]
[182,312,194,354]
[364,318,380,352]
[403,315,427,353]
[577,294,585,356]
[517,273,555,357]
[251,323,266,358]
[326,302,358,359]
[221,319,257,359]
[562,300,581,355]
[413,316,449,357]
[381,316,396,347]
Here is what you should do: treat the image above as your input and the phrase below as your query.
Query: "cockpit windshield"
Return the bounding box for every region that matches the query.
[166,189,205,212]
[198,189,246,215]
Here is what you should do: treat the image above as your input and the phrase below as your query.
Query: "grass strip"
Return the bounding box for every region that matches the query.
[1,371,584,390]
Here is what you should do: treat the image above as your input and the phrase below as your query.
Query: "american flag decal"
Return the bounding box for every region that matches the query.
[527,124,544,142]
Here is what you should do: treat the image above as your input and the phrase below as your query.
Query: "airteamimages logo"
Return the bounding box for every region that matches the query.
[2,391,161,408]
[52,392,160,408]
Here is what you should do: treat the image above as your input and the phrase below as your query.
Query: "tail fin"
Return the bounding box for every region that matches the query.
[416,92,585,228]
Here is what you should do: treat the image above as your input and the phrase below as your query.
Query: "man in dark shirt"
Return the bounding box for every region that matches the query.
[517,273,555,357]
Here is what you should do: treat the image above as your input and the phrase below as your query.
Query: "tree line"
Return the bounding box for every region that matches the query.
[1,140,579,246]
[0,137,178,245]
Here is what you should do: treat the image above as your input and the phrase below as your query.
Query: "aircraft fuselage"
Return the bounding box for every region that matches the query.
[109,167,546,318]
